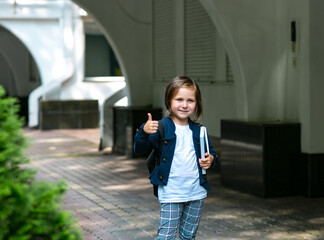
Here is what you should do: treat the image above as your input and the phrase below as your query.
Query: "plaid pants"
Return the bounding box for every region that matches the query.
[157,199,204,240]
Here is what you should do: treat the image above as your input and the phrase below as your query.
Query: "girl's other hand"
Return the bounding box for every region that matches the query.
[143,113,159,134]
[199,153,214,170]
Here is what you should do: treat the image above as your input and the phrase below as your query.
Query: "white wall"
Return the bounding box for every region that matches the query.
[0,0,127,128]
[0,2,74,86]
[201,0,324,153]
[153,0,323,153]
[72,0,324,153]
[0,1,80,126]
[309,0,324,153]
[150,0,238,137]
[75,0,153,106]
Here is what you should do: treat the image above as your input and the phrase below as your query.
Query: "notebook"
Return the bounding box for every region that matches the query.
[199,126,209,175]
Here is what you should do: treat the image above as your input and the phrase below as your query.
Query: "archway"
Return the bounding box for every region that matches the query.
[0,25,41,123]
[72,0,153,107]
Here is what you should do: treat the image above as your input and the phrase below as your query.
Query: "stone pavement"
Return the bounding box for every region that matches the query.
[23,128,324,240]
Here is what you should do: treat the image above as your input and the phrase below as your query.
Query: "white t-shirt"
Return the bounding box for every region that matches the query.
[158,124,207,203]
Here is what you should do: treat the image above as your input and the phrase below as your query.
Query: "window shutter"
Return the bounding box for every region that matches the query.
[185,0,215,82]
[153,0,176,82]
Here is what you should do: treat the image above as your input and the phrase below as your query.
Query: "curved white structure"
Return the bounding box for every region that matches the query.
[0,0,126,128]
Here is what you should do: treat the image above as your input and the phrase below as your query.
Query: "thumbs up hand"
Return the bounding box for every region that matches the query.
[143,113,159,134]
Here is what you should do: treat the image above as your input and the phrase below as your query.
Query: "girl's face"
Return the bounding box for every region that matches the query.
[170,87,196,125]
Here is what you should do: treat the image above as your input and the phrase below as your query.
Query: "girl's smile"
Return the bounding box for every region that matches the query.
[170,87,196,125]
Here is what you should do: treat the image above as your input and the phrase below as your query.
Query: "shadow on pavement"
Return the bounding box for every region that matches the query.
[24,129,324,240]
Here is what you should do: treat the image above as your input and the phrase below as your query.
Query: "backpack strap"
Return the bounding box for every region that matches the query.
[156,120,164,166]
[153,120,164,198]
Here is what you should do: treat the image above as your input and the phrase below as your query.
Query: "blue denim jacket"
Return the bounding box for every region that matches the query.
[134,116,218,191]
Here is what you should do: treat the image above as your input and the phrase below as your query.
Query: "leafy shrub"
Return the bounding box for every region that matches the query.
[0,86,83,240]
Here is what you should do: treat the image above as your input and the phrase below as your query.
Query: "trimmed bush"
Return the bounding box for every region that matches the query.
[0,86,83,240]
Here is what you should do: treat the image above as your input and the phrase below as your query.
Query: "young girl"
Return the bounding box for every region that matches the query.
[134,76,218,239]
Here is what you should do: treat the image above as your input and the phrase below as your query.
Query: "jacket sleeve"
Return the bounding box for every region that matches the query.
[133,123,157,155]
[207,134,219,168]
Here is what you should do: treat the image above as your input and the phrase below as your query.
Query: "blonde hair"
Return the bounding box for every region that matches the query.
[164,76,202,121]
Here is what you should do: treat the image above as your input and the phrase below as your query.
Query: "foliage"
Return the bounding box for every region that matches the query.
[0,86,83,240]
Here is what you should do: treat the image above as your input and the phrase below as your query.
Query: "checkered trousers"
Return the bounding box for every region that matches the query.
[157,199,204,240]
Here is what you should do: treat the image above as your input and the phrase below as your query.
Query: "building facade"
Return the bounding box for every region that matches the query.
[1,0,323,197]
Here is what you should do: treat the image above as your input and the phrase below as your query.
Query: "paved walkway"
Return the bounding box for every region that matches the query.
[24,128,324,240]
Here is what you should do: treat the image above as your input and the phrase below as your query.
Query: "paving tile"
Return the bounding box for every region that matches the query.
[24,128,324,240]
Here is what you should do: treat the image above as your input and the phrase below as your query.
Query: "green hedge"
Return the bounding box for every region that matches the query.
[0,86,83,240]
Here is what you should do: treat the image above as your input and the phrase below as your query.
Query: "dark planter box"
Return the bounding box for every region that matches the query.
[220,120,301,198]
[299,153,324,197]
[40,100,99,130]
